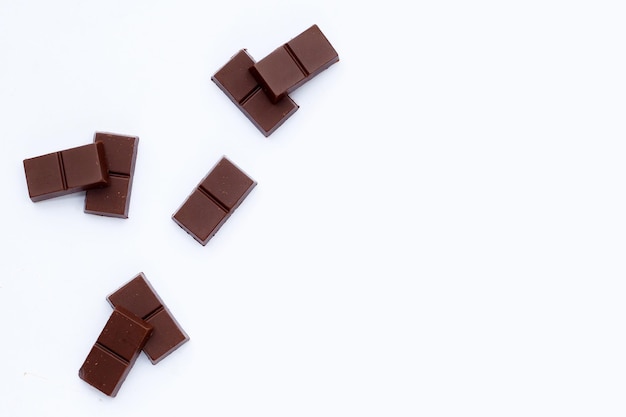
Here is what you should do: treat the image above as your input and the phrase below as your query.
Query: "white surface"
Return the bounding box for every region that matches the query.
[1,0,626,415]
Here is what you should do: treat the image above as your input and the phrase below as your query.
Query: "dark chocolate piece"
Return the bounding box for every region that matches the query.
[172,156,256,245]
[249,25,339,103]
[85,132,139,218]
[212,49,299,137]
[78,307,153,397]
[23,142,109,202]
[107,273,189,364]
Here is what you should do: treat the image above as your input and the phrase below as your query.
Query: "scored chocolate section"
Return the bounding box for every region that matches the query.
[212,49,298,137]
[249,24,339,103]
[85,133,139,218]
[172,156,256,245]
[23,142,109,202]
[107,273,189,364]
[78,307,153,397]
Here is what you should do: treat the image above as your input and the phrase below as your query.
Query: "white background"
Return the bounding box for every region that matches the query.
[1,0,625,415]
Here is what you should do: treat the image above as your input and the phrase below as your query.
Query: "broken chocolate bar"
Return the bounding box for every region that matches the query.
[249,24,339,103]
[78,307,153,397]
[172,156,256,245]
[23,142,109,202]
[84,132,139,218]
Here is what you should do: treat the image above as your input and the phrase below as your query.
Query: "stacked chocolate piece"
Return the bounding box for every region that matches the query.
[79,273,189,397]
[23,132,139,218]
[212,24,339,136]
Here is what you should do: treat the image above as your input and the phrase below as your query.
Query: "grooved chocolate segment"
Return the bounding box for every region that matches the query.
[172,157,256,245]
[212,49,298,137]
[107,273,189,364]
[173,190,228,244]
[23,142,109,202]
[213,49,260,103]
[199,157,257,211]
[251,46,306,101]
[85,133,139,218]
[78,307,152,397]
[80,346,129,396]
[250,25,339,103]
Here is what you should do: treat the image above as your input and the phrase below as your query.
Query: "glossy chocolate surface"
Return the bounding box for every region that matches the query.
[172,156,256,245]
[23,142,109,202]
[250,25,339,103]
[107,273,189,364]
[85,133,139,218]
[78,307,152,397]
[212,49,298,137]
